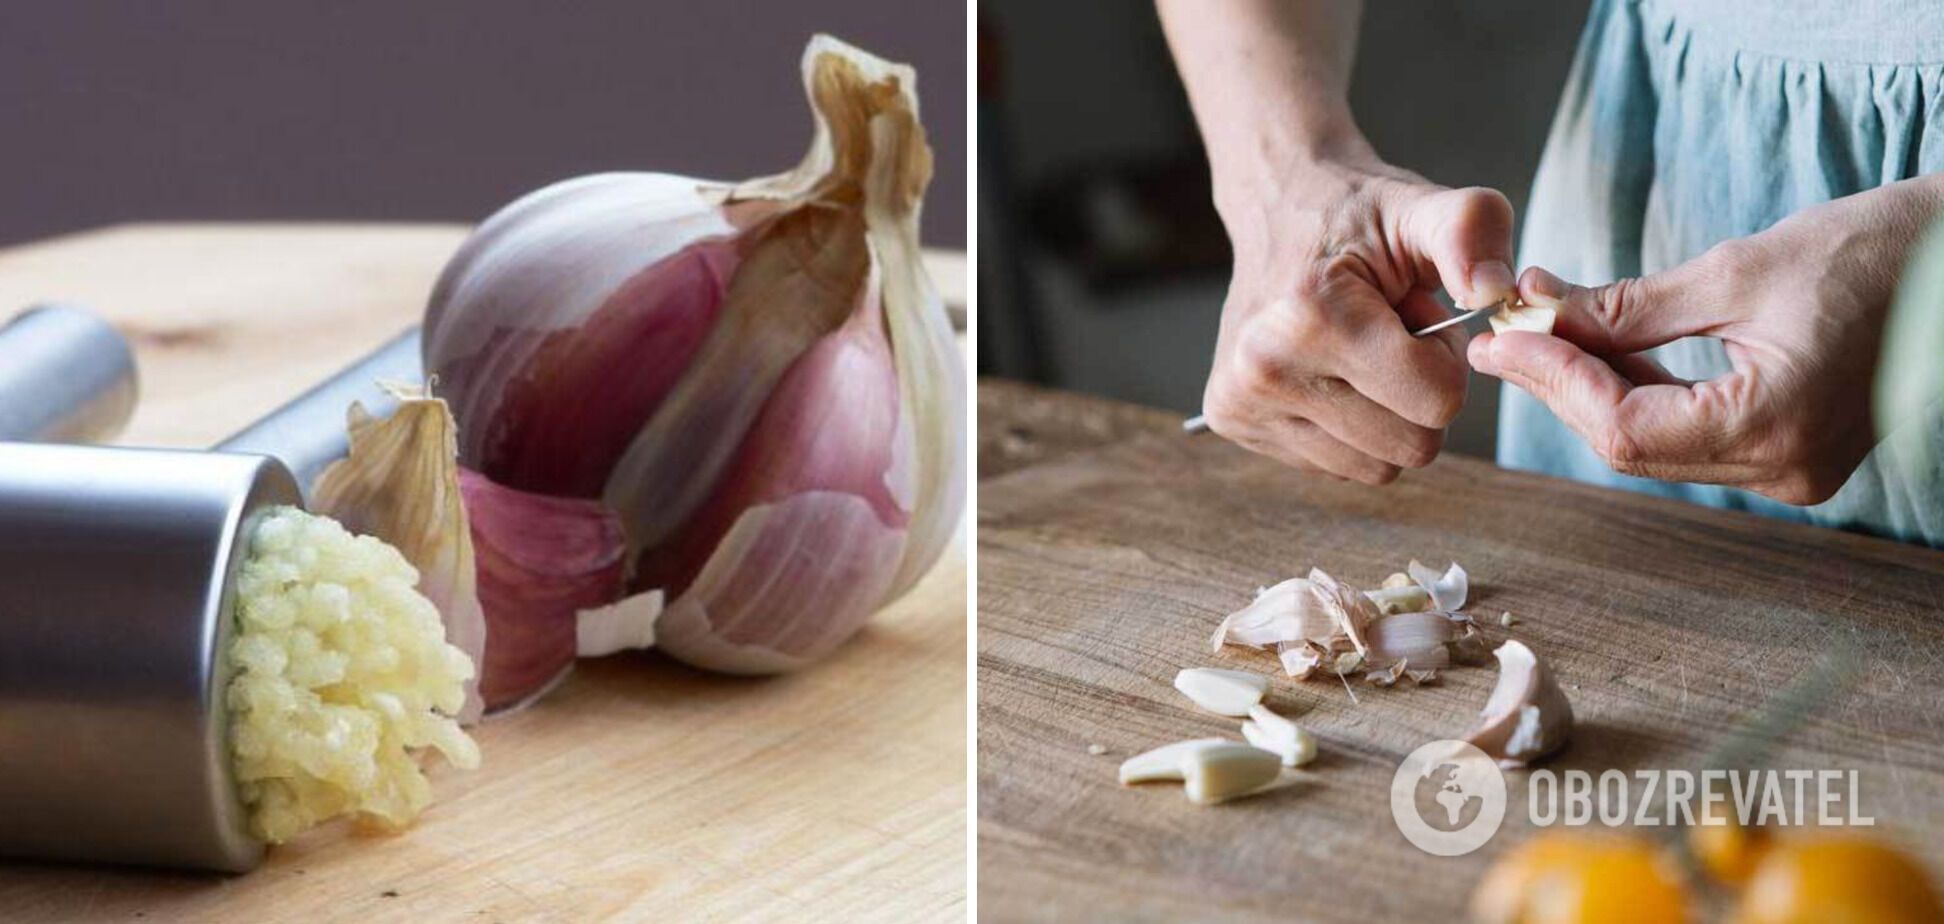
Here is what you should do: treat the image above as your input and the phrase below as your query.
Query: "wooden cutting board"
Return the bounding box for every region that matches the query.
[0,224,967,923]
[977,381,1944,922]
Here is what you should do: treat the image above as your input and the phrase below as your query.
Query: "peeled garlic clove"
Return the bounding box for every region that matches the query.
[1381,571,1415,590]
[1365,584,1432,615]
[1466,640,1574,767]
[1488,297,1558,335]
[1407,559,1469,612]
[1174,667,1271,716]
[1243,704,1317,767]
[1118,738,1229,784]
[310,387,489,723]
[1181,743,1283,804]
[460,469,628,711]
[423,36,963,678]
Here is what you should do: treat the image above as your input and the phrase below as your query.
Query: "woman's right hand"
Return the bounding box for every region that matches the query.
[1201,155,1516,483]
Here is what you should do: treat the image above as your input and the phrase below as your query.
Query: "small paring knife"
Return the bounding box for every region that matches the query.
[1181,304,1495,434]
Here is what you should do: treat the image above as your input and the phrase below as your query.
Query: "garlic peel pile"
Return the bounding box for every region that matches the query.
[1215,563,1479,685]
[423,35,963,682]
[1466,640,1574,767]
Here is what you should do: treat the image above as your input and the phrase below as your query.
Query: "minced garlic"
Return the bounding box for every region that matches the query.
[227,506,480,844]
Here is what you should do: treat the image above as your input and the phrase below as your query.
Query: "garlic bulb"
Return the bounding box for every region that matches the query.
[422,35,963,687]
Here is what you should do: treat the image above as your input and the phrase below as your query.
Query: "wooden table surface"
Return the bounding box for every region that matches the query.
[0,224,968,923]
[976,379,1944,922]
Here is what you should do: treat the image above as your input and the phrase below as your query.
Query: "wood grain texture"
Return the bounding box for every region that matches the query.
[977,380,1944,922]
[0,224,968,923]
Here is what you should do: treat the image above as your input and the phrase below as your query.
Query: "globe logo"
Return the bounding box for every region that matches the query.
[1390,739,1507,856]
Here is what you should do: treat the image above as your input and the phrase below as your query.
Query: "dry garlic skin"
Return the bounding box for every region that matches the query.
[228,506,480,844]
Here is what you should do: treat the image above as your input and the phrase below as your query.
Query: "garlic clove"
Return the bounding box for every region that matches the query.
[1174,667,1271,716]
[1407,559,1469,612]
[310,387,489,723]
[1243,704,1318,767]
[1465,640,1574,767]
[1365,584,1432,615]
[1488,297,1558,335]
[460,469,629,711]
[633,267,912,673]
[1181,743,1284,804]
[1118,738,1229,784]
[1381,571,1415,590]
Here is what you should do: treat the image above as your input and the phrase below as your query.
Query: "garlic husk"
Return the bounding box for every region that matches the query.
[1306,568,1377,658]
[310,387,488,723]
[1406,559,1469,612]
[423,35,963,676]
[1365,610,1474,669]
[1466,640,1574,766]
[1212,577,1334,652]
[460,469,628,710]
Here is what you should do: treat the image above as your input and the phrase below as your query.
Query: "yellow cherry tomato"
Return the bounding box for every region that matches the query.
[1472,831,1688,924]
[1690,807,1773,886]
[1732,834,1943,924]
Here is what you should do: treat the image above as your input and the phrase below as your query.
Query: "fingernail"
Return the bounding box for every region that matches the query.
[1467,261,1515,307]
[1525,267,1567,302]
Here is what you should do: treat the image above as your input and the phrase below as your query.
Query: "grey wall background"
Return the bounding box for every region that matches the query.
[979,0,1588,458]
[0,1,965,249]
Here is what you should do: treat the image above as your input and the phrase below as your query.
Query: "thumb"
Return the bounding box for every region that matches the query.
[1518,260,1736,356]
[1396,186,1517,309]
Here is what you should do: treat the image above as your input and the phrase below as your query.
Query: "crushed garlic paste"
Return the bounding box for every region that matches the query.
[227,506,479,844]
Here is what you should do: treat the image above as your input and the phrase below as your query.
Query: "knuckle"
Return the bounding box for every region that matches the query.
[1704,237,1761,279]
[1398,429,1444,469]
[1594,425,1650,475]
[1358,463,1404,486]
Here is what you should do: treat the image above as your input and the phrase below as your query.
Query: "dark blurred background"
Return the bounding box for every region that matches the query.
[0,1,965,249]
[978,1,1588,458]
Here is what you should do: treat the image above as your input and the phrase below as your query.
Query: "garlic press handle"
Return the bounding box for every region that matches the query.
[215,326,422,497]
[0,304,138,444]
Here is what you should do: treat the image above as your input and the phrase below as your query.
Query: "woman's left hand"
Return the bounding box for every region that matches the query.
[1469,176,1944,505]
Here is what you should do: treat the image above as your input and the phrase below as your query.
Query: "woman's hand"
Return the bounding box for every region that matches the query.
[1470,176,1944,504]
[1202,156,1516,483]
